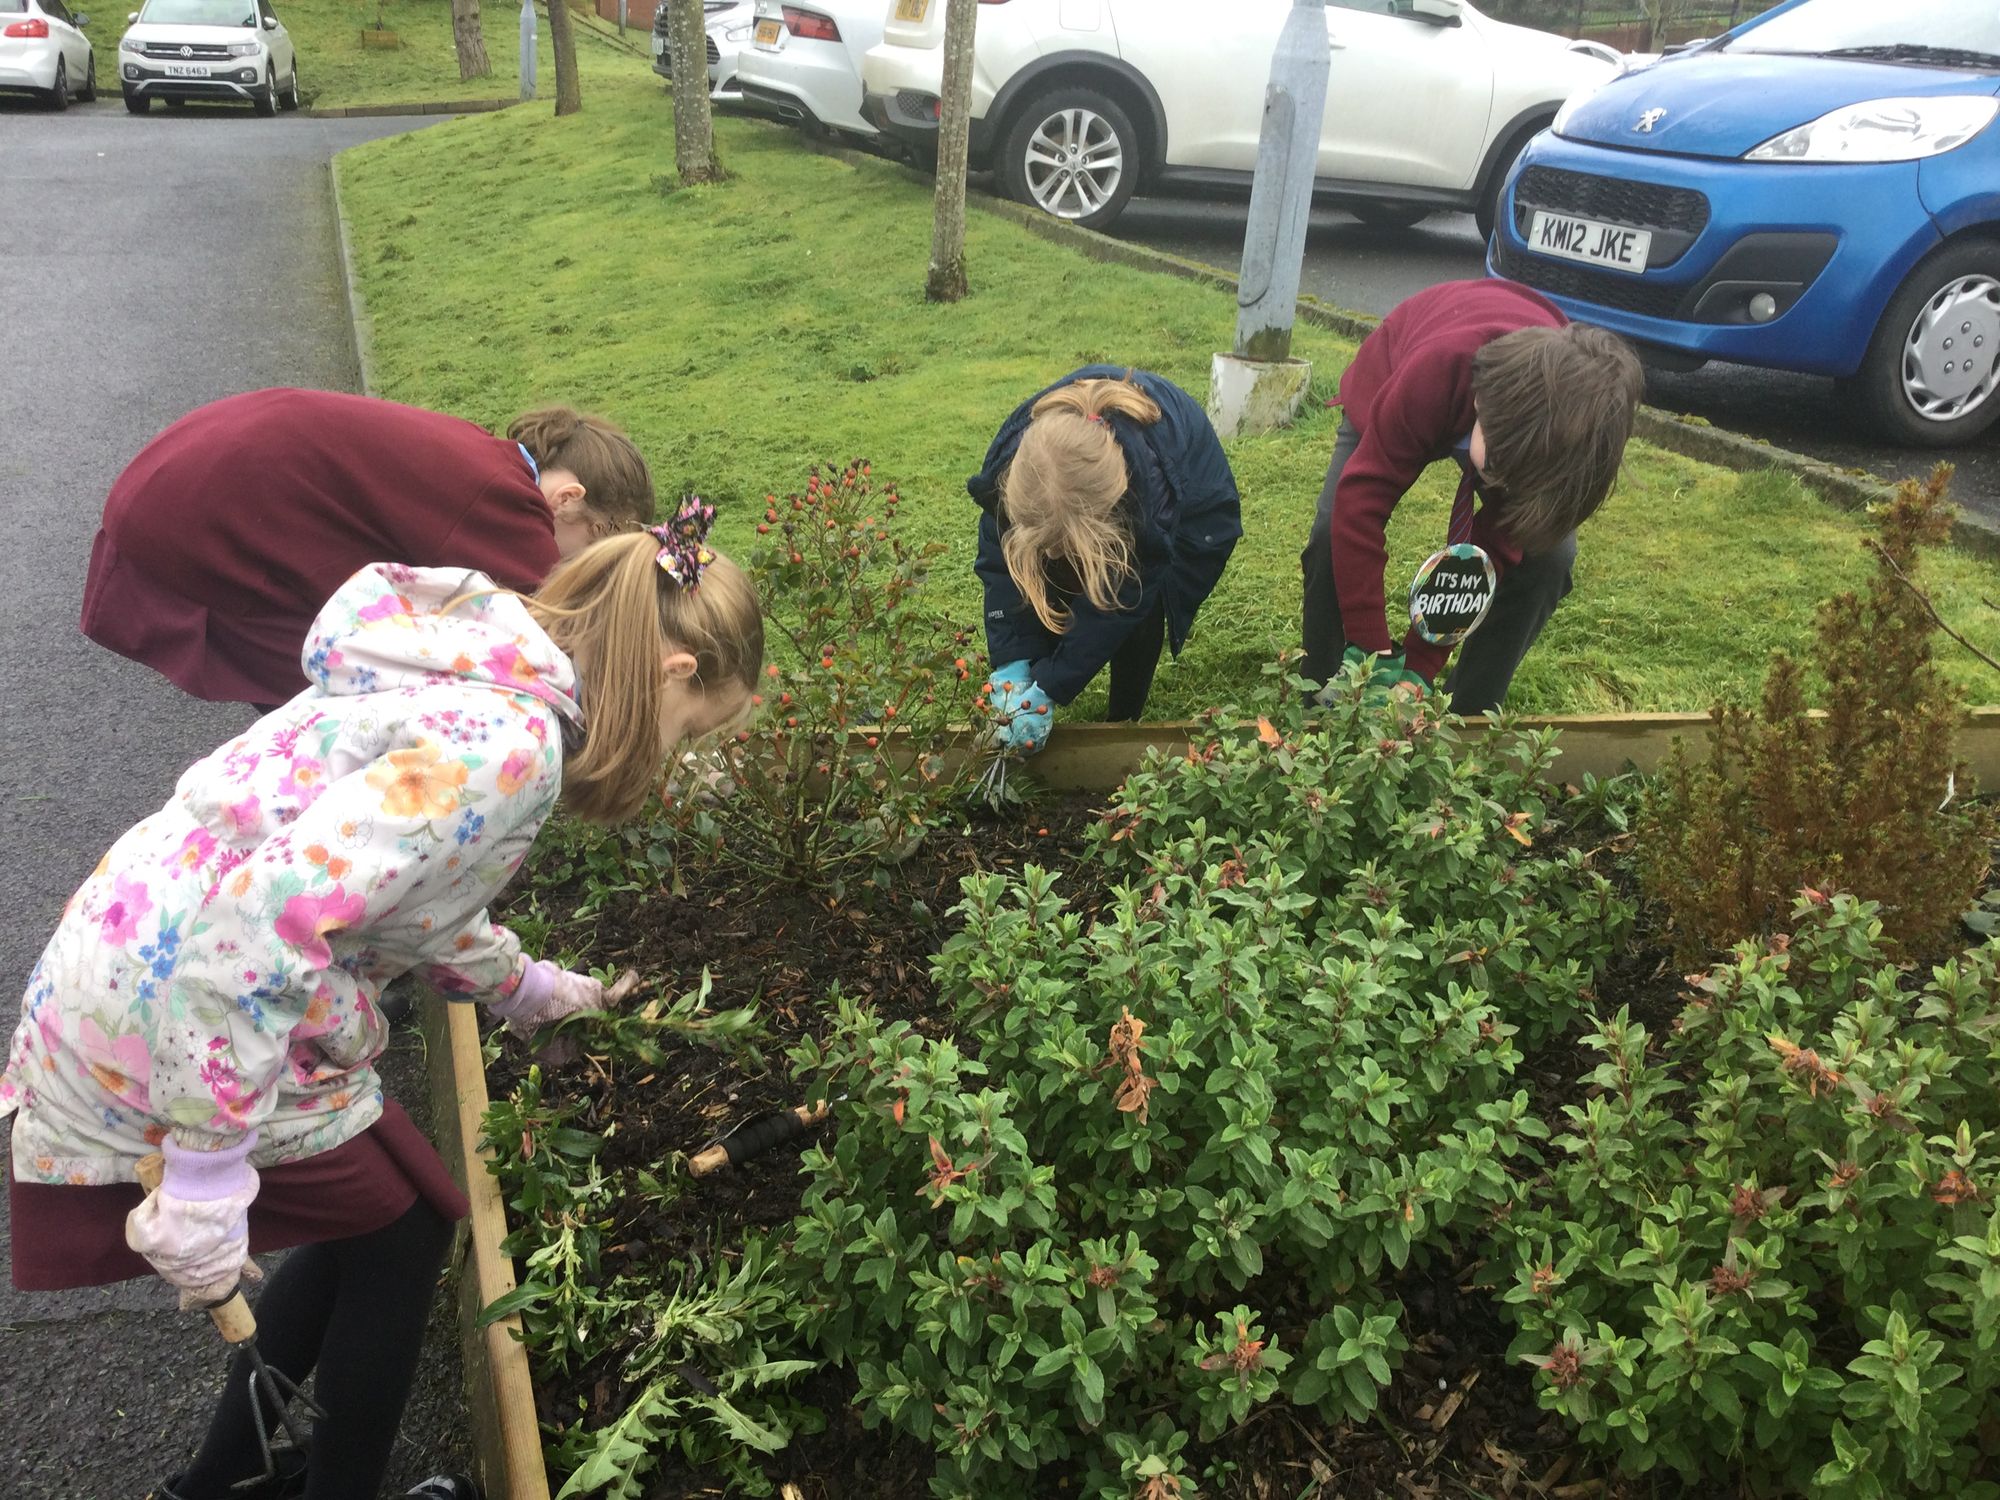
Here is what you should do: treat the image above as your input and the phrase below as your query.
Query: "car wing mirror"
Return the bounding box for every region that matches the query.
[261,13,277,26]
[72,9,89,22]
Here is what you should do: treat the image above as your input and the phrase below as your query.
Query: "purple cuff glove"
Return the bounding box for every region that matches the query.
[488,958,605,1040]
[126,1132,262,1308]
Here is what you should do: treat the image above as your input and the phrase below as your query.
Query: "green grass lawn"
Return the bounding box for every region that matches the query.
[334,74,2000,718]
[87,0,647,111]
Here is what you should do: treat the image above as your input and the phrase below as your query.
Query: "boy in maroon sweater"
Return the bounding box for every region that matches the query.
[1302,280,1644,713]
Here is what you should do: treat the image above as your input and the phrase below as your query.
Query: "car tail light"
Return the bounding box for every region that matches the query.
[780,5,838,40]
[3,17,51,35]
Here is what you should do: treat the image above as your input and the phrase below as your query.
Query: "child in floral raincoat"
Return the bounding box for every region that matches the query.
[1,511,761,1500]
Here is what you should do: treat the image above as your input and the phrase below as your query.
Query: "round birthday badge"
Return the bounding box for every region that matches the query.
[1408,543,1497,647]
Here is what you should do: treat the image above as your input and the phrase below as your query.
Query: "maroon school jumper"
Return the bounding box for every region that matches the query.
[81,389,561,705]
[1330,279,1566,682]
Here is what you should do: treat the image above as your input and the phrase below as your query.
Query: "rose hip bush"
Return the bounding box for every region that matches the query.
[658,461,987,898]
[1493,894,2000,1498]
[780,681,1633,1497]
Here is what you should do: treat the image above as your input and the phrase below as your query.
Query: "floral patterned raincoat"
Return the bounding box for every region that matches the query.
[1,564,581,1185]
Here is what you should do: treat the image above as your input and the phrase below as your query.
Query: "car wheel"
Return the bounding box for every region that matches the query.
[278,58,299,110]
[1350,201,1430,231]
[998,86,1139,233]
[45,59,69,111]
[1840,239,2000,448]
[1474,124,1541,244]
[253,65,276,115]
[123,87,149,112]
[79,52,96,101]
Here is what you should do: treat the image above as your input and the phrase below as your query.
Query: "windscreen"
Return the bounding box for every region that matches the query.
[138,0,256,24]
[1729,0,2000,61]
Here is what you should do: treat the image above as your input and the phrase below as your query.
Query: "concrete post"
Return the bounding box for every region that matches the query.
[519,0,537,100]
[1209,0,1331,438]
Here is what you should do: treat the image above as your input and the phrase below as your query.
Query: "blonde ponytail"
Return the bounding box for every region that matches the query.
[998,375,1162,634]
[525,533,762,824]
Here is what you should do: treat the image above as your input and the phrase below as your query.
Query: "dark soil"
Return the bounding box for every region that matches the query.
[488,803,1682,1500]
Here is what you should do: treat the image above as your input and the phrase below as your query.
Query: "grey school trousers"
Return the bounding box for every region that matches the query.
[1300,419,1575,716]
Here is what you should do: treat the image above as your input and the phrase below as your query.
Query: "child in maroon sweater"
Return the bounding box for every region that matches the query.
[1302,280,1644,713]
[83,391,657,710]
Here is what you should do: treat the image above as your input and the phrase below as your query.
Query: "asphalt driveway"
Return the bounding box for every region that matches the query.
[0,94,471,1499]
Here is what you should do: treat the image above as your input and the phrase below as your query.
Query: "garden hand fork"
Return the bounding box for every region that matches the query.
[136,1151,326,1490]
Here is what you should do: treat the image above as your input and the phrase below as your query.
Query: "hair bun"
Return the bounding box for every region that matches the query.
[507,405,586,456]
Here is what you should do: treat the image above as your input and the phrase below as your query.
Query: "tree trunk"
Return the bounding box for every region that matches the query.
[451,0,490,80]
[547,0,581,116]
[924,0,978,303]
[670,0,725,184]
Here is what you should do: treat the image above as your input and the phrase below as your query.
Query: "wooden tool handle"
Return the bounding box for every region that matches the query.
[689,1101,831,1178]
[133,1150,261,1345]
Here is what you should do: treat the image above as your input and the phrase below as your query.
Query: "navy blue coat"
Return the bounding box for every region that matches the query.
[968,367,1242,706]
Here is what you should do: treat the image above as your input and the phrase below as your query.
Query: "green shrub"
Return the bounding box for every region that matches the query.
[657,460,986,899]
[1640,468,1992,961]
[782,677,1633,1496]
[1493,895,2000,1497]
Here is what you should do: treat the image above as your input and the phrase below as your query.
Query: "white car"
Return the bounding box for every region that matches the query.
[0,0,97,109]
[653,0,753,102]
[737,0,884,140]
[861,0,1615,234]
[118,0,297,114]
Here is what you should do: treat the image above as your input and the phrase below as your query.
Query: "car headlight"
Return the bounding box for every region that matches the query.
[119,34,143,50]
[226,39,262,54]
[723,22,751,40]
[1746,96,1999,163]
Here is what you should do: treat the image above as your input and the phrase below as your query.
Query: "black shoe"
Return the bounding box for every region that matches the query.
[148,1453,307,1500]
[405,1478,481,1500]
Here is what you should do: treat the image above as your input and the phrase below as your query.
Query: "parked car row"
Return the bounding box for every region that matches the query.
[675,0,1999,449]
[0,0,296,111]
[657,0,1614,236]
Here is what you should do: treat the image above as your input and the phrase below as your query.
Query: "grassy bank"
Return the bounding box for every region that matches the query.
[335,75,2000,716]
[88,0,647,111]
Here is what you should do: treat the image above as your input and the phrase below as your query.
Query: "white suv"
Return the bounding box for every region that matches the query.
[119,0,297,114]
[861,0,1615,235]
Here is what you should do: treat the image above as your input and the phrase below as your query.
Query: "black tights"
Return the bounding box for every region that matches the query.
[180,1199,455,1500]
[1104,603,1168,722]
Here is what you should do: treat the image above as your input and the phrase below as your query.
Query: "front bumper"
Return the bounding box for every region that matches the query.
[122,60,265,99]
[1487,133,1939,379]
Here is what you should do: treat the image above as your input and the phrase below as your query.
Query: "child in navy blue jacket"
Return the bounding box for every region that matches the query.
[969,367,1242,751]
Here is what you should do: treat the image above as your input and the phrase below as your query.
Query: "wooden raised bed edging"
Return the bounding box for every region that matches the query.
[426,705,2000,1495]
[423,995,553,1500]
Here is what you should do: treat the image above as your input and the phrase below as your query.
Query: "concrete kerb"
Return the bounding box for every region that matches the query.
[305,97,516,118]
[327,160,379,398]
[806,135,2000,562]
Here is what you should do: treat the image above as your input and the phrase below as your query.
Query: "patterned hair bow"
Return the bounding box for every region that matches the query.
[651,497,717,590]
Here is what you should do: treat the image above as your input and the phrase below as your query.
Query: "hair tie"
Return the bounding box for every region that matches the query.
[650,497,717,590]
[1085,411,1106,424]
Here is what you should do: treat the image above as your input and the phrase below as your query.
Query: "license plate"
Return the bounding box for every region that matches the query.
[651,34,664,53]
[753,16,781,44]
[164,62,210,76]
[1527,210,1651,274]
[894,0,927,19]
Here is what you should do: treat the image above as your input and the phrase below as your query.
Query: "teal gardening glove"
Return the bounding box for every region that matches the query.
[983,659,1054,755]
[1335,644,1430,706]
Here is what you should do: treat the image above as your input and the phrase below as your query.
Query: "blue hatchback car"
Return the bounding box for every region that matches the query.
[1488,0,2000,447]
